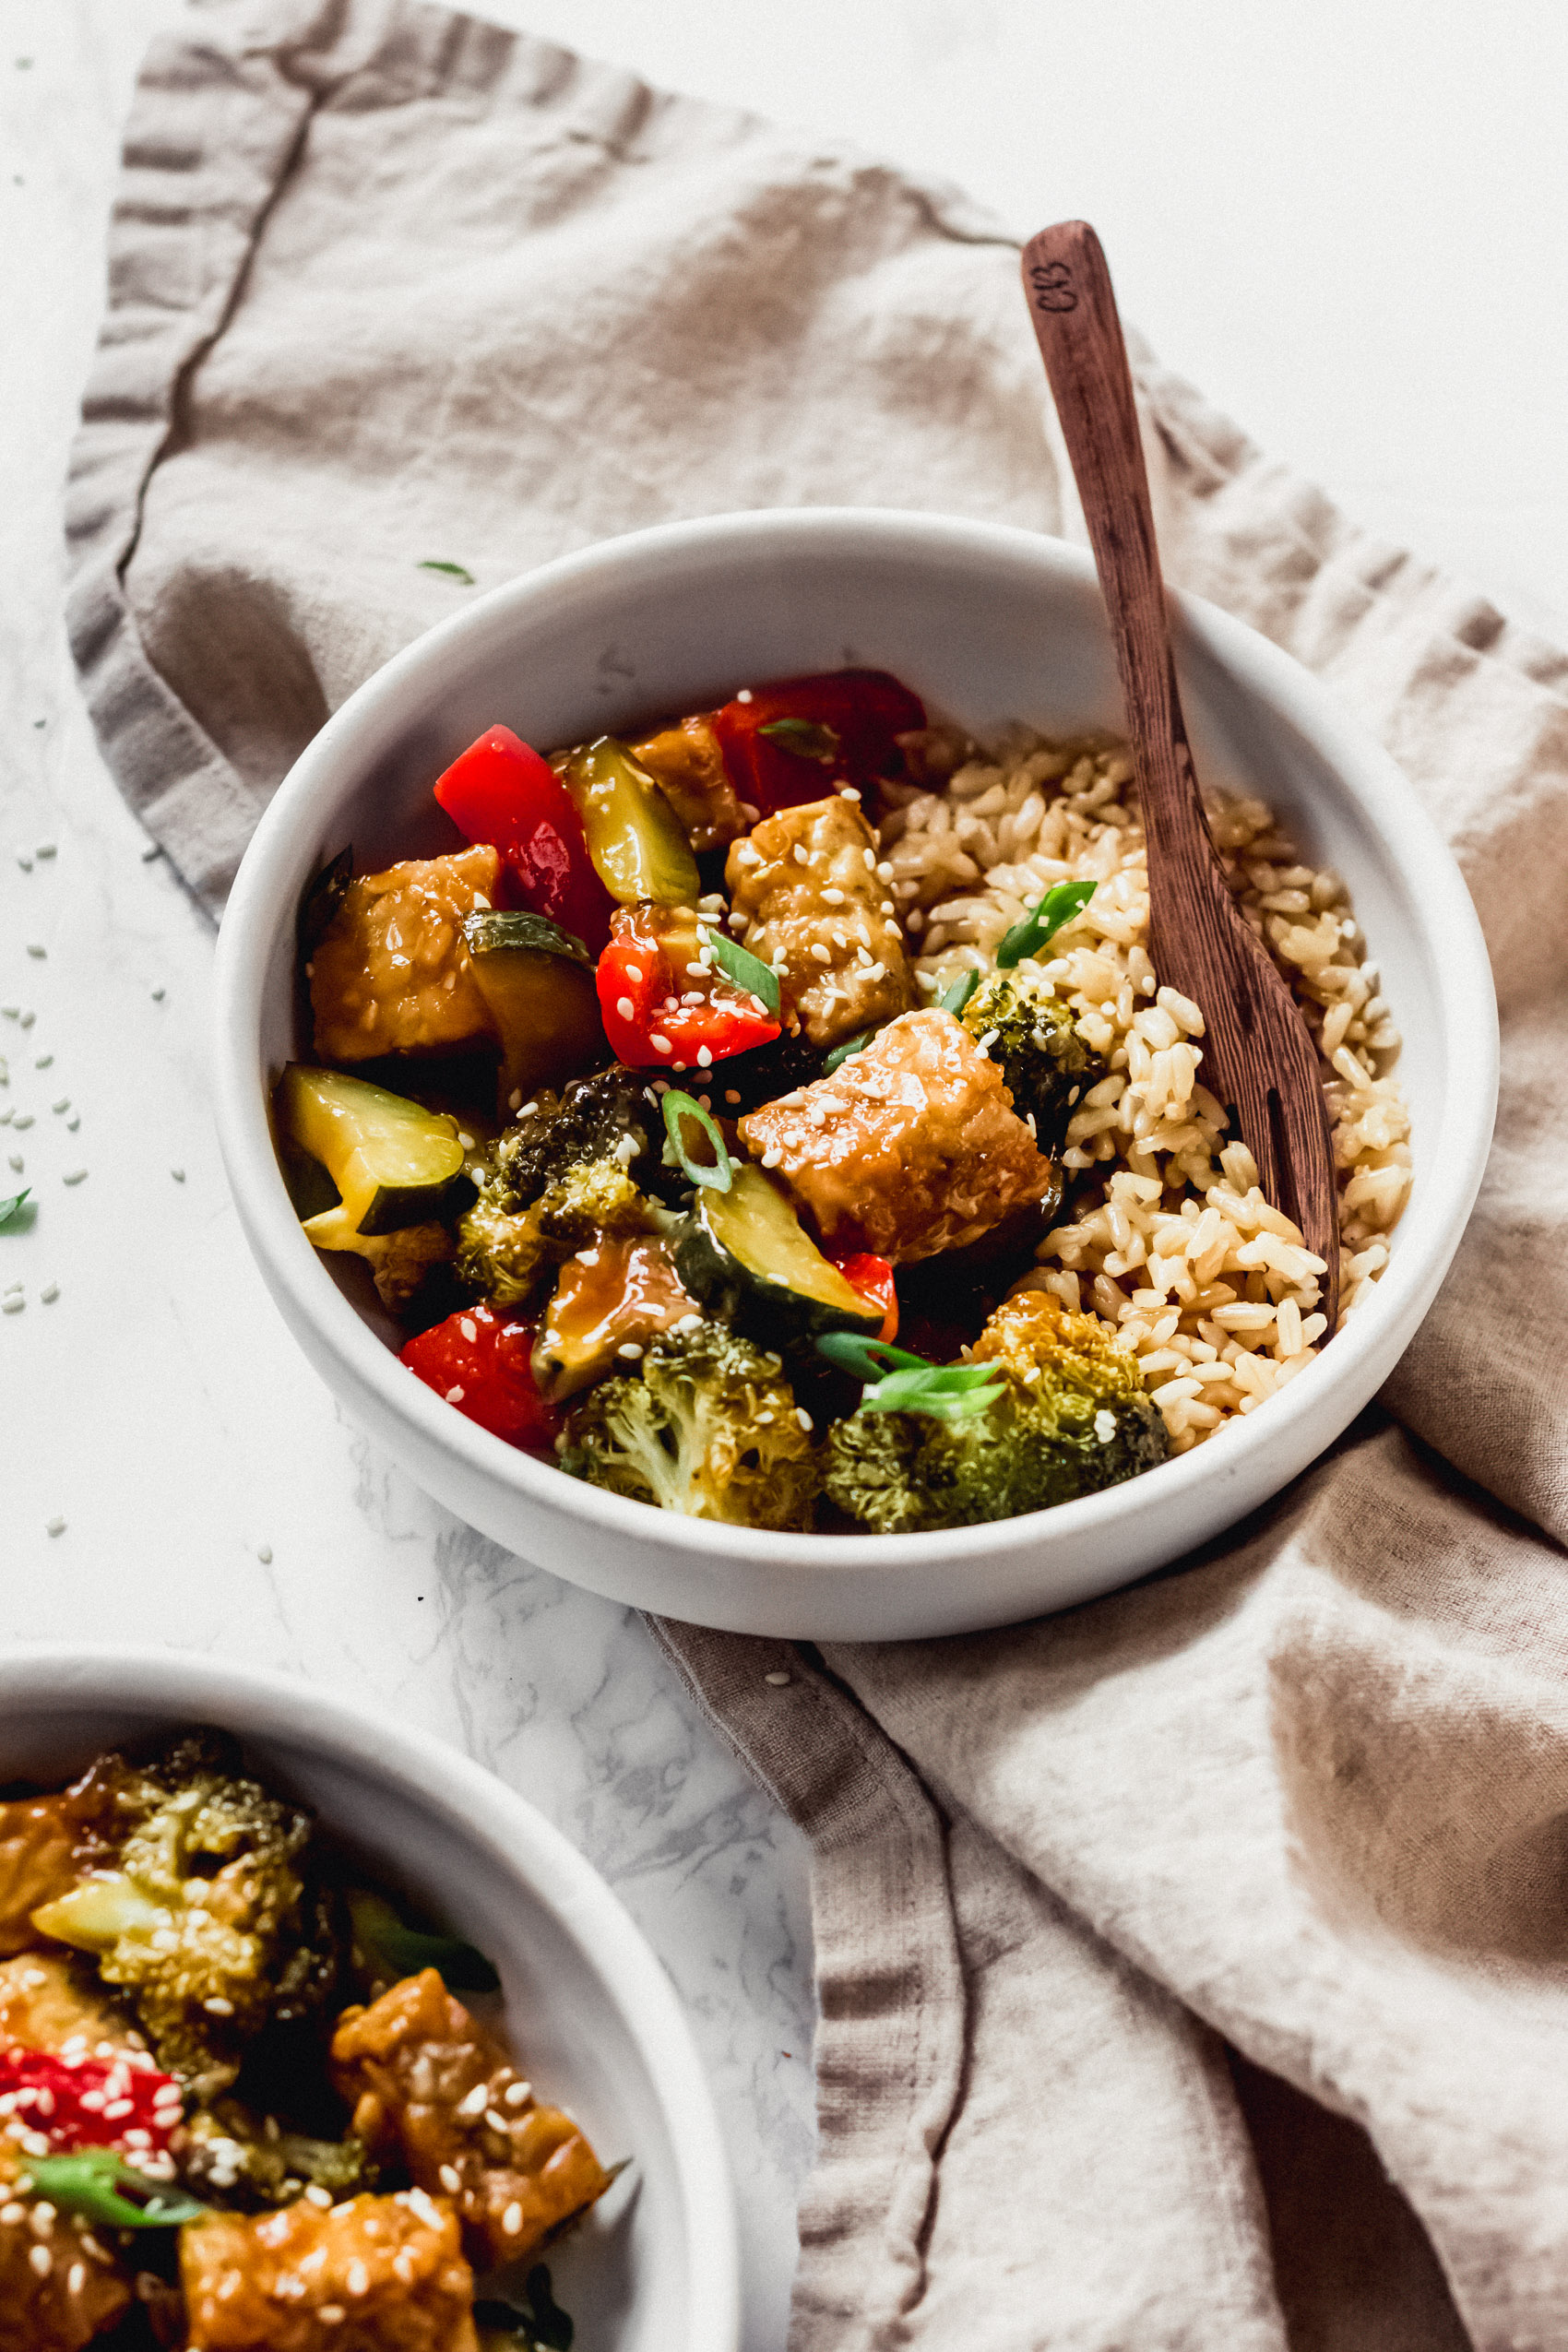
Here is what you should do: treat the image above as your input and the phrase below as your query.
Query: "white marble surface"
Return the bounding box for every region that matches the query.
[2,4,1562,2345]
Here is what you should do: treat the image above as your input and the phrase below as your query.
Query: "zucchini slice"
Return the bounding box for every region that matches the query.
[276,1065,476,1249]
[557,738,703,908]
[461,910,606,1114]
[675,1162,882,1343]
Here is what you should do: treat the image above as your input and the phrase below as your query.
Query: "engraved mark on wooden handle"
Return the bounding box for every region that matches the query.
[1028,259,1076,312]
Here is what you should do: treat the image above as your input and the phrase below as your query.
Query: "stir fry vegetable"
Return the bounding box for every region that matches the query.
[277,673,1190,1538]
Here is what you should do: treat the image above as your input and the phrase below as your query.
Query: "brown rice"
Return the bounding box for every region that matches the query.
[875,731,1411,1455]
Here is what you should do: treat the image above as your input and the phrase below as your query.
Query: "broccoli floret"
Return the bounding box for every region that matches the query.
[456,1158,653,1308]
[961,970,1104,1155]
[178,2102,375,2210]
[31,1731,340,2101]
[823,1289,1166,1532]
[492,1065,683,1211]
[561,1325,820,1529]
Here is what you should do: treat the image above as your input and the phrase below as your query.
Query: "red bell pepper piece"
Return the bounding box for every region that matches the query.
[711,671,926,819]
[0,2045,183,2156]
[829,1250,899,1344]
[400,1303,562,1454]
[434,725,614,953]
[596,904,780,1072]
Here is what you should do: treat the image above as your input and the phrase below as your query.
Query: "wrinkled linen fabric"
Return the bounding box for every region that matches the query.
[66,4,1568,2347]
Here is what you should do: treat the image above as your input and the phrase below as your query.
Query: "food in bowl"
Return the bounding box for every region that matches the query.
[0,1724,613,2349]
[272,668,1408,1538]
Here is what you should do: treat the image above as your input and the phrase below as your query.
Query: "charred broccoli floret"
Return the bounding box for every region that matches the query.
[457,1158,654,1309]
[177,2103,375,2210]
[562,1324,820,1528]
[492,1064,683,1211]
[961,970,1104,1155]
[31,1732,340,2101]
[824,1290,1166,1532]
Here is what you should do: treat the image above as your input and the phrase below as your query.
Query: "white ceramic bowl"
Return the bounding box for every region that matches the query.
[213,508,1497,1641]
[0,1647,737,2352]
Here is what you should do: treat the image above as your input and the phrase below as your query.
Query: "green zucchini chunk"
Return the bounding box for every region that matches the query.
[276,1064,475,1250]
[675,1161,883,1344]
[557,738,703,908]
[461,909,606,1114]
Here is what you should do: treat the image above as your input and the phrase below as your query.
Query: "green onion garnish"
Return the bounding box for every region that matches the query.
[25,2151,206,2230]
[815,1333,1004,1423]
[936,970,979,1018]
[995,879,1096,969]
[757,717,839,762]
[661,1089,733,1194]
[347,1888,500,1994]
[822,1029,874,1075]
[418,560,476,585]
[0,1188,30,1227]
[703,928,780,1017]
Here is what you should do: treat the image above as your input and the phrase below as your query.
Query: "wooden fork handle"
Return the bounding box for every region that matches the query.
[1021,221,1208,873]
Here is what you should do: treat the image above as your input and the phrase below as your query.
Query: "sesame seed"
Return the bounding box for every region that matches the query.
[761,1147,782,1169]
[504,2079,531,2106]
[979,1028,1000,1051]
[203,1996,233,2016]
[140,842,161,862]
[0,1006,15,1018]
[62,1169,86,1186]
[809,944,831,964]
[821,886,844,904]
[17,855,32,873]
[45,1517,64,1537]
[795,1407,814,1431]
[615,995,635,1021]
[503,2200,524,2234]
[348,2261,369,2297]
[438,2164,462,2194]
[617,1342,644,1360]
[28,2244,50,2277]
[650,1034,671,1053]
[457,1131,474,1149]
[65,1115,77,1131]
[52,1098,67,1113]
[839,787,861,802]
[150,986,164,1002]
[459,1316,477,1341]
[25,944,44,958]
[67,2261,85,2294]
[12,1112,32,1129]
[7,1155,22,1173]
[35,845,55,861]
[33,1053,51,1068]
[765,1669,792,1686]
[735,688,753,703]
[304,2184,333,2209]
[507,1087,523,1111]
[170,1167,184,1182]
[445,1384,465,1403]
[3,1298,22,1316]
[876,861,893,880]
[256,1544,272,1564]
[696,1045,713,1067]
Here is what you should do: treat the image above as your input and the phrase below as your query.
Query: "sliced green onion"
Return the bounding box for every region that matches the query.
[0,1188,30,1227]
[757,718,839,762]
[703,928,780,1017]
[822,1029,873,1075]
[418,559,476,585]
[815,1331,1004,1423]
[995,879,1096,969]
[936,970,978,1018]
[25,2151,206,2230]
[661,1089,733,1194]
[347,1887,500,1995]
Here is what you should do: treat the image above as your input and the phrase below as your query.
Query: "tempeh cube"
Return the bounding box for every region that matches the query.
[725,796,913,1049]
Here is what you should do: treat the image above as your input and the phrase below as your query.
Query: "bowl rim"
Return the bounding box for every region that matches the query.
[213,505,1499,1584]
[0,1643,741,2352]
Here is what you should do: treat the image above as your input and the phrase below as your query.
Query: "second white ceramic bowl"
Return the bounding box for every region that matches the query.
[213,509,1496,1640]
[0,1648,737,2352]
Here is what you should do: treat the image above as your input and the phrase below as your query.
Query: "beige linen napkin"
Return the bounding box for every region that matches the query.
[68,4,1568,2347]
